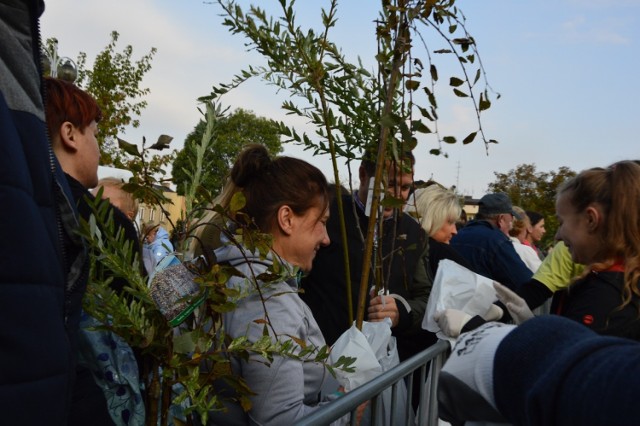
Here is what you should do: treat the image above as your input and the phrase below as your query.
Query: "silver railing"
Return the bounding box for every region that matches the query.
[295,340,450,426]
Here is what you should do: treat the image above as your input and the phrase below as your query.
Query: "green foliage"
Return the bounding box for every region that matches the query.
[78,187,354,425]
[171,107,283,200]
[117,134,178,226]
[207,0,498,328]
[487,163,576,248]
[66,2,496,422]
[205,0,498,167]
[74,31,157,166]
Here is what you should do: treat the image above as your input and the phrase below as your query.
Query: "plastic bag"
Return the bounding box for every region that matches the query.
[330,319,412,425]
[148,254,207,327]
[422,259,498,343]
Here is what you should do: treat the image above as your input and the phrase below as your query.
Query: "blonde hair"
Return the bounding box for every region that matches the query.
[414,185,461,237]
[509,206,531,240]
[95,177,139,219]
[186,178,238,257]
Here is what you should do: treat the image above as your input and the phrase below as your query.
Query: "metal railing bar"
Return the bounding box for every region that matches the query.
[427,353,445,426]
[416,363,428,426]
[295,340,449,426]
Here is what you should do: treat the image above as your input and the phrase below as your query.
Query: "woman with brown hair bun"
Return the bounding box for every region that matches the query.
[207,144,336,425]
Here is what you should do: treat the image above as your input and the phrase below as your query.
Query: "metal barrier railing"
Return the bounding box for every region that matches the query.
[295,340,450,426]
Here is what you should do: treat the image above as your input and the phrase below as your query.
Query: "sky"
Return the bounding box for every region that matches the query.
[41,0,640,198]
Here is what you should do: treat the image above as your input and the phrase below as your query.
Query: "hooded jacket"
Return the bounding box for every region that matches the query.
[143,226,174,273]
[494,315,640,426]
[207,243,329,425]
[0,1,88,423]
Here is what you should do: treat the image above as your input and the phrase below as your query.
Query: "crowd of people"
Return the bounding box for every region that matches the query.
[3,2,640,426]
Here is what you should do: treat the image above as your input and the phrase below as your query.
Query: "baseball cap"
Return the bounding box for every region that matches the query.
[478,193,522,219]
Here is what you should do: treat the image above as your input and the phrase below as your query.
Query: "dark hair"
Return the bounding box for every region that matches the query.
[558,160,640,309]
[526,211,544,227]
[361,149,416,177]
[44,77,102,139]
[230,144,329,232]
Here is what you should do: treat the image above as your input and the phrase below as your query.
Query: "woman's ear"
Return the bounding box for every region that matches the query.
[585,205,601,233]
[276,205,294,236]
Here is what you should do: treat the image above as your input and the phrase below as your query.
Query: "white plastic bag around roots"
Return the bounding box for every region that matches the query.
[423,259,499,344]
[330,319,414,426]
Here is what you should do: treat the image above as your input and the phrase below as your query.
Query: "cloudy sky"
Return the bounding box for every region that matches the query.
[41,0,640,197]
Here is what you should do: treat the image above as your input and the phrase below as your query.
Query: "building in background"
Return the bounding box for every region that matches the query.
[97,166,185,232]
[136,183,186,231]
[461,195,479,221]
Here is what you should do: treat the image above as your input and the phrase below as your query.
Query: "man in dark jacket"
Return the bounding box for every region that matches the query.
[450,193,533,291]
[301,153,433,361]
[46,76,144,424]
[0,1,88,423]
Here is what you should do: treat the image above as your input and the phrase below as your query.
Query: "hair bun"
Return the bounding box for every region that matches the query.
[231,144,271,187]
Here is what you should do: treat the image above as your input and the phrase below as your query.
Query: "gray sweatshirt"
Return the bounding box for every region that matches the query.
[208,243,330,425]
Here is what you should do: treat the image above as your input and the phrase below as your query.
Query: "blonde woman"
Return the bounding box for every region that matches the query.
[413,185,471,277]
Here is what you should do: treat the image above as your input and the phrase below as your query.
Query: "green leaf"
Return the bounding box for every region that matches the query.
[173,331,197,354]
[429,64,438,81]
[405,79,420,91]
[443,136,456,144]
[453,88,468,97]
[117,138,141,157]
[381,195,405,209]
[462,132,477,145]
[230,192,246,212]
[452,37,474,46]
[148,134,174,150]
[411,120,432,134]
[479,94,491,111]
[379,112,402,128]
[418,106,434,121]
[449,77,464,87]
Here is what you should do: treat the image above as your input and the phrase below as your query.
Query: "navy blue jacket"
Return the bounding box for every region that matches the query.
[494,315,640,426]
[450,220,532,290]
[0,1,87,423]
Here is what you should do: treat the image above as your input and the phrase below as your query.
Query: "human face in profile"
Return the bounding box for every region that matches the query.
[283,203,330,272]
[497,213,514,236]
[529,219,546,243]
[76,120,100,189]
[555,192,600,265]
[432,218,458,244]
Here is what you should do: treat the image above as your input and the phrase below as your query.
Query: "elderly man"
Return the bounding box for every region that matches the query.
[450,193,533,291]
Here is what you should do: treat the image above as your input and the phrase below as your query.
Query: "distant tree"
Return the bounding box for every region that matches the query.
[488,163,576,248]
[171,108,282,199]
[73,31,157,167]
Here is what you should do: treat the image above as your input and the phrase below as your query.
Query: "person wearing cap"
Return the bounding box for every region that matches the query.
[449,192,534,291]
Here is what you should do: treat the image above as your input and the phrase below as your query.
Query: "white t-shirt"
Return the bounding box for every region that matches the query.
[510,237,542,273]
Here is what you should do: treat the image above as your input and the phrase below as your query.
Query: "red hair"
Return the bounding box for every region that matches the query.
[44,77,102,139]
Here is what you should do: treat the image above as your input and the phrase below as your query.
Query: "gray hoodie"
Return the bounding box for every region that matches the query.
[208,243,330,425]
